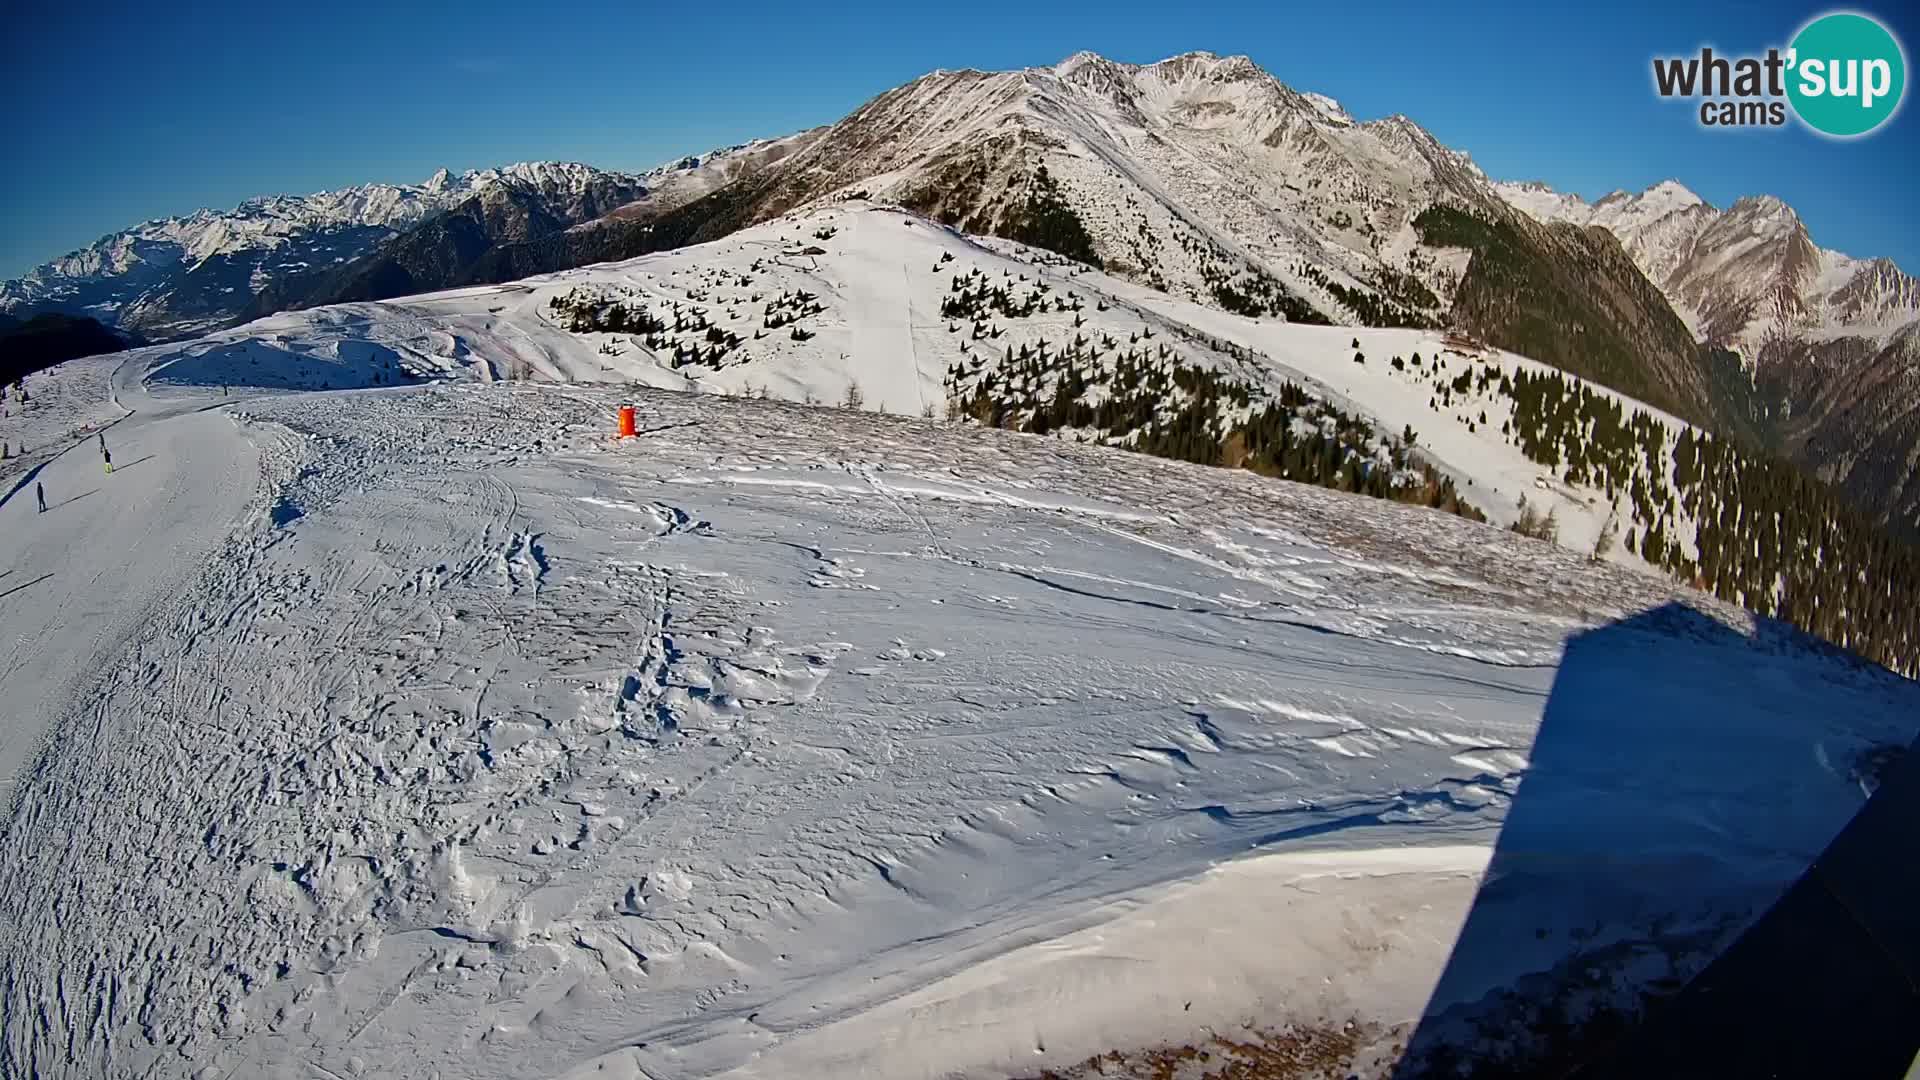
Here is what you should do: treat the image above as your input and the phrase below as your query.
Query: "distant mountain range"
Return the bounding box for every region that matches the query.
[1493,178,1920,536]
[3,50,1915,535]
[1493,179,1920,354]
[0,162,648,341]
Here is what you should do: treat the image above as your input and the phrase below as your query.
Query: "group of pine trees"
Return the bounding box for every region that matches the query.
[547,281,826,373]
[1670,428,1918,674]
[1210,269,1329,324]
[937,279,1480,523]
[996,166,1103,269]
[1296,263,1437,329]
[940,267,1080,323]
[1441,360,1917,676]
[1365,266,1443,321]
[548,287,673,336]
[1168,230,1330,324]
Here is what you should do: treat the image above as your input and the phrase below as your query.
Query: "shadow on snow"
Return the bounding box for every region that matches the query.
[1390,601,1920,1079]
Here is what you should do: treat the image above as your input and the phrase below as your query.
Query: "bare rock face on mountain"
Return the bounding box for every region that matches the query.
[452,51,1553,332]
[1497,179,1920,536]
[658,51,1515,327]
[1758,327,1920,536]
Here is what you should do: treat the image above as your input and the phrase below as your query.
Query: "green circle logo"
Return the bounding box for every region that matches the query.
[1787,12,1906,137]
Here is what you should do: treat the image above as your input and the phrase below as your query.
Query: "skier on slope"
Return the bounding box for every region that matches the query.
[102,445,113,475]
[36,482,46,514]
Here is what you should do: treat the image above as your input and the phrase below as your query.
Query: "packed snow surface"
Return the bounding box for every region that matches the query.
[2,333,1916,1078]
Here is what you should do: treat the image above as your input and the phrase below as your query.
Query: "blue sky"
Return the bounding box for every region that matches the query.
[4,0,1915,279]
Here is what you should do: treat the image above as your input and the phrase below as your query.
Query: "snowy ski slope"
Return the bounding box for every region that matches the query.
[4,202,1918,1077]
[1,341,1915,1077]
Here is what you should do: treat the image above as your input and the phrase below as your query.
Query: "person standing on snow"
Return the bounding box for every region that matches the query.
[102,445,113,475]
[36,482,46,514]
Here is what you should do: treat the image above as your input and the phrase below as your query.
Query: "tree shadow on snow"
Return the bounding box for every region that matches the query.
[1389,601,1920,1079]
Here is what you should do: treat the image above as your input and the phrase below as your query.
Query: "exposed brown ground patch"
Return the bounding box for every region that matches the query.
[1015,1020,1396,1080]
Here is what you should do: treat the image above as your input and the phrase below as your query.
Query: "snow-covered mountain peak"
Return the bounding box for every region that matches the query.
[1642,178,1705,210]
[1042,50,1297,119]
[464,160,634,192]
[1302,92,1353,126]
[1053,49,1117,75]
[1724,193,1798,228]
[639,146,738,180]
[1489,179,1590,221]
[1143,50,1257,79]
[742,47,1525,341]
[617,130,825,217]
[1360,114,1487,183]
[1051,50,1266,81]
[1036,49,1274,110]
[1050,50,1140,102]
[1141,49,1224,73]
[1559,179,1711,227]
[1133,50,1283,103]
[1494,174,1915,356]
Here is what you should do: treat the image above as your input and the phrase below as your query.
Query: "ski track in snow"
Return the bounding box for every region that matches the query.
[0,358,254,804]
[1,369,1916,1079]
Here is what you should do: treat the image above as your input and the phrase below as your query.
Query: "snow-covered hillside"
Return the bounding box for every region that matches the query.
[2,332,1914,1079]
[110,201,1733,584]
